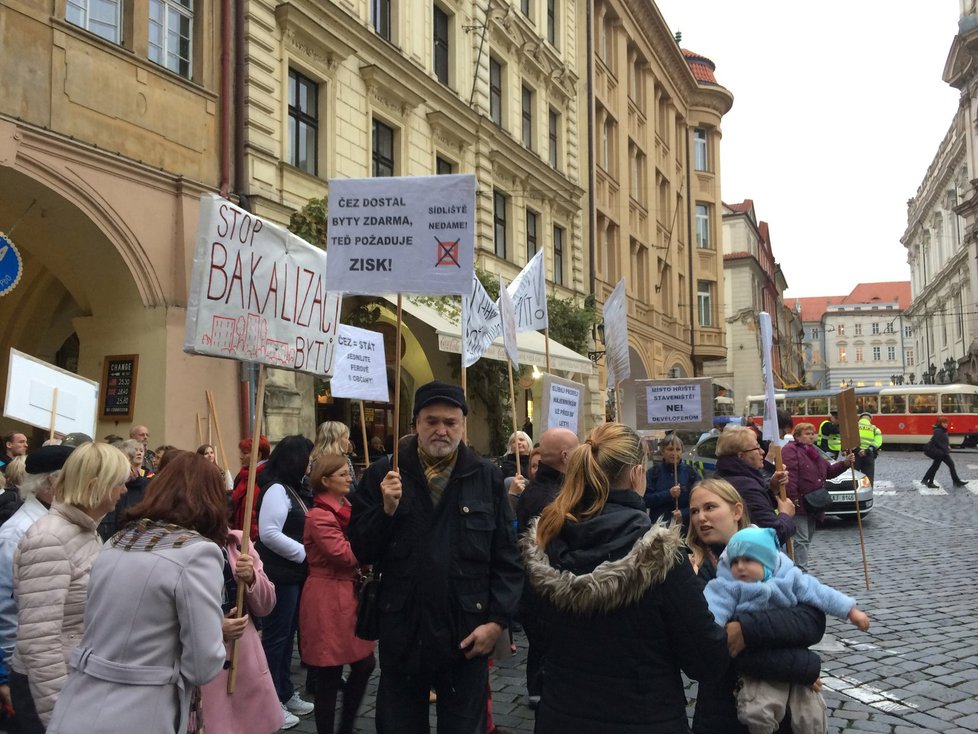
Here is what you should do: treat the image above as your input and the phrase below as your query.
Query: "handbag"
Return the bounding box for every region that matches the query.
[354,568,381,641]
[802,487,834,513]
[923,441,942,460]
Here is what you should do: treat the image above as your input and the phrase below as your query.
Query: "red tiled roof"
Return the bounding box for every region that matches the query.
[793,282,912,322]
[681,48,719,85]
[795,296,840,323]
[725,200,754,214]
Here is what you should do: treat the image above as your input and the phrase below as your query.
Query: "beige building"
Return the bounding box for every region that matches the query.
[589,0,732,425]
[241,0,596,449]
[0,0,241,447]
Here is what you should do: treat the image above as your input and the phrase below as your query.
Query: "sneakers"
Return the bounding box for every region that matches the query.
[285,692,315,716]
[279,705,300,730]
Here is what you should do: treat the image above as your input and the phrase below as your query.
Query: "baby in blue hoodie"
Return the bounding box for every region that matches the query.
[704,527,870,734]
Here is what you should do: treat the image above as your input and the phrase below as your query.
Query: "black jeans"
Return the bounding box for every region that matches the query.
[923,455,962,484]
[8,672,43,734]
[309,654,375,734]
[375,655,488,734]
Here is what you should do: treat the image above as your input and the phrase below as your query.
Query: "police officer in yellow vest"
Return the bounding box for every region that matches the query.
[855,412,883,485]
[818,411,842,457]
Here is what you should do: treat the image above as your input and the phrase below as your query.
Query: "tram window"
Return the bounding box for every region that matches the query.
[879,395,906,414]
[748,399,764,416]
[808,398,828,415]
[909,394,937,413]
[855,396,878,414]
[941,393,978,414]
[785,398,806,416]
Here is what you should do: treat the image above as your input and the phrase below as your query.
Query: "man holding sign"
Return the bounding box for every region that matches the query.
[348,380,522,733]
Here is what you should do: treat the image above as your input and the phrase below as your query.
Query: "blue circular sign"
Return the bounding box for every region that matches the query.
[0,233,23,297]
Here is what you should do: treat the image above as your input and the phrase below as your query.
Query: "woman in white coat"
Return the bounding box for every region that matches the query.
[47,451,228,734]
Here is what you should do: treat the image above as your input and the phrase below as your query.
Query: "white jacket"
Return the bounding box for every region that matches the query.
[0,496,48,657]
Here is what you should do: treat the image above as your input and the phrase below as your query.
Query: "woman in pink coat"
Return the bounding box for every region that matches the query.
[299,455,375,734]
[200,529,283,734]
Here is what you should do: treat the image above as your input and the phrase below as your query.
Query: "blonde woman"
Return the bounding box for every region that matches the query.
[522,422,726,732]
[311,421,356,487]
[10,442,129,730]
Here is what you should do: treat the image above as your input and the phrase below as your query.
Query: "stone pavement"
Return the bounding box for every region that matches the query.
[283,450,978,733]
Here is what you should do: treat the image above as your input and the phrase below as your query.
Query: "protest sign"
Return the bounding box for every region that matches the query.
[634,377,714,431]
[462,274,501,368]
[499,275,520,368]
[184,195,342,376]
[539,374,585,439]
[603,278,630,388]
[758,312,779,443]
[325,174,475,295]
[4,349,98,437]
[329,325,389,403]
[507,250,548,332]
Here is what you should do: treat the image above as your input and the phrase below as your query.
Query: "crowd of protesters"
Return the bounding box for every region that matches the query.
[0,381,882,734]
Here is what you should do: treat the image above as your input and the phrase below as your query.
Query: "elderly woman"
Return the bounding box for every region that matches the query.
[714,426,796,547]
[645,434,701,529]
[47,451,228,734]
[10,442,129,732]
[522,422,727,732]
[501,430,531,479]
[300,455,375,734]
[686,479,828,734]
[781,423,853,571]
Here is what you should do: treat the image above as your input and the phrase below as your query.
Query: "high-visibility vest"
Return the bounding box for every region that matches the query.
[818,420,841,452]
[858,418,882,450]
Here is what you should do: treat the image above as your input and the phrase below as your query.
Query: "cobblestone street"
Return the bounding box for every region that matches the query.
[287,449,978,733]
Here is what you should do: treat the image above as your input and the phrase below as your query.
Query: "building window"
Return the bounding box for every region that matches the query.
[553,225,564,286]
[854,323,862,336]
[855,347,863,362]
[548,109,559,168]
[887,346,896,360]
[905,325,912,338]
[287,69,318,175]
[433,5,450,85]
[695,204,710,248]
[521,0,531,19]
[526,209,538,260]
[372,119,395,177]
[885,321,895,334]
[872,346,881,361]
[839,347,847,362]
[693,128,708,171]
[697,281,714,327]
[435,156,454,175]
[493,190,508,259]
[871,322,880,335]
[810,328,818,340]
[547,0,557,46]
[522,85,534,149]
[906,348,914,366]
[601,118,611,170]
[837,324,845,337]
[67,0,122,43]
[148,0,193,77]
[489,57,503,126]
[373,0,391,41]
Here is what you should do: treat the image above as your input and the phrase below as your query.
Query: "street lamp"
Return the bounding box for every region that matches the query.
[944,357,958,383]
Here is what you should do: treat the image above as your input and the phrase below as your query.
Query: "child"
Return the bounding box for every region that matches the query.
[704,527,870,734]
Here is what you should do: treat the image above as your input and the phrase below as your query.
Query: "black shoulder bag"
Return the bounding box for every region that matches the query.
[354,567,381,641]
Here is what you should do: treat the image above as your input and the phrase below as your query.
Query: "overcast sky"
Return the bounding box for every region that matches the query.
[653,1,963,299]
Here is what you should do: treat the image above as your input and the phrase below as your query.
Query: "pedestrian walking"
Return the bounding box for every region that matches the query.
[922,417,970,488]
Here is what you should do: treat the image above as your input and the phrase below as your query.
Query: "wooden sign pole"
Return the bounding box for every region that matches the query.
[49,388,59,441]
[852,465,871,591]
[227,364,266,694]
[206,390,230,475]
[392,294,403,472]
[773,443,793,560]
[359,400,370,470]
[461,364,468,445]
[507,360,521,475]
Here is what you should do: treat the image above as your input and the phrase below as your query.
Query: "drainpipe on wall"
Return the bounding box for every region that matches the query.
[685,128,697,375]
[219,0,232,197]
[586,0,597,318]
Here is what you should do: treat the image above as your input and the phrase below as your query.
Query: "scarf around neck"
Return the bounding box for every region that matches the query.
[418,445,458,507]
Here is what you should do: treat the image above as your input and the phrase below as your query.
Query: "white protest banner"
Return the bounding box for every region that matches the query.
[603,278,630,388]
[635,377,715,432]
[184,195,343,376]
[462,274,501,368]
[325,174,475,295]
[539,374,585,439]
[4,349,98,437]
[499,275,520,368]
[328,325,389,402]
[507,250,548,333]
[758,312,779,443]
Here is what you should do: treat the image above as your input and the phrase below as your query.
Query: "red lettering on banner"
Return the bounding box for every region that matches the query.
[207,242,228,300]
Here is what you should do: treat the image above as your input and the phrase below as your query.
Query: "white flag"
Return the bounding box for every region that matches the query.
[499,275,520,368]
[758,312,779,443]
[507,250,548,333]
[461,275,501,368]
[603,278,630,389]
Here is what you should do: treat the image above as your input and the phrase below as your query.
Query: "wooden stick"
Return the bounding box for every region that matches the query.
[507,360,521,475]
[461,364,468,446]
[543,327,551,374]
[228,364,266,694]
[392,294,403,472]
[207,398,213,445]
[673,460,680,512]
[772,443,794,560]
[195,412,203,447]
[49,388,59,441]
[359,400,370,470]
[851,463,871,590]
[206,390,230,475]
[615,382,622,423]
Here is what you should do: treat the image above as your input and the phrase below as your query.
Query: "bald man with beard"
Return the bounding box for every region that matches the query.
[515,427,579,710]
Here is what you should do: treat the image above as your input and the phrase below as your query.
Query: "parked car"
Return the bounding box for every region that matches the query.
[683,436,873,518]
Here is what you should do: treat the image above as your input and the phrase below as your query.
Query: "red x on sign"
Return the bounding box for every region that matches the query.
[436,238,460,267]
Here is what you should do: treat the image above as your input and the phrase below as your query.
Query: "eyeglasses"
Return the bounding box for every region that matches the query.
[741,446,764,454]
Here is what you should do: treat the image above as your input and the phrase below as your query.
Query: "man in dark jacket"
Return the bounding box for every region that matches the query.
[349,380,523,734]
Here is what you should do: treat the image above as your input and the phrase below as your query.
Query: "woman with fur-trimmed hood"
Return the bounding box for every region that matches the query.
[522,423,728,733]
